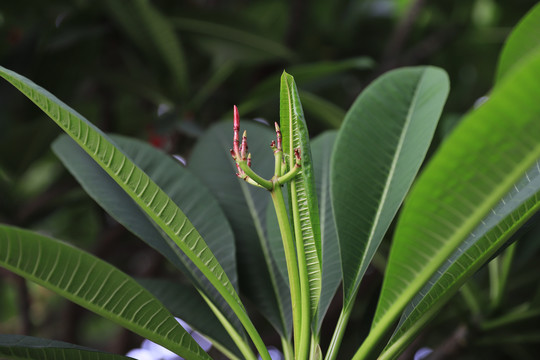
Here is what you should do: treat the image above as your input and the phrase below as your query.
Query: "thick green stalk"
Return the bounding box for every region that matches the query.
[324,302,353,360]
[289,180,312,360]
[271,185,303,356]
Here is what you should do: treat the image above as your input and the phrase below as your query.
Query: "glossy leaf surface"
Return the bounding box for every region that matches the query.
[331,66,449,309]
[0,226,210,360]
[381,159,540,359]
[360,50,540,360]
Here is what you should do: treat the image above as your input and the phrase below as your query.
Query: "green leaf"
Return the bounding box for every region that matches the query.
[380,159,540,360]
[0,65,268,357]
[358,50,540,360]
[311,131,341,333]
[0,335,132,360]
[496,2,540,83]
[331,66,450,310]
[280,70,323,318]
[189,121,292,338]
[51,134,241,333]
[0,226,210,360]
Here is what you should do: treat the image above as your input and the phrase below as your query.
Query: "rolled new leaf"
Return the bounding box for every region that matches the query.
[0,226,210,360]
[280,70,322,318]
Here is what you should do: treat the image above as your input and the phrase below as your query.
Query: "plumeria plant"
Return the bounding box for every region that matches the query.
[1,4,540,360]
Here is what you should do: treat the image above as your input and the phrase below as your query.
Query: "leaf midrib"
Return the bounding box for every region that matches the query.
[343,69,426,305]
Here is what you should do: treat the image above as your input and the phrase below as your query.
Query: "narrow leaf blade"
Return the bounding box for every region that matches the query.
[0,226,210,360]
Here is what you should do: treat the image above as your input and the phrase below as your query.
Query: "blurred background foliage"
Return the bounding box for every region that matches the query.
[1,0,540,358]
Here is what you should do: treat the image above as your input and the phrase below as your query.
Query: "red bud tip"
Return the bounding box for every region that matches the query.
[241,130,248,160]
[233,105,240,157]
[247,153,252,167]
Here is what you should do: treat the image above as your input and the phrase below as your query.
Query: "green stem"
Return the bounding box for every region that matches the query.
[238,161,273,190]
[289,181,312,360]
[271,185,303,356]
[324,303,352,360]
[282,337,295,360]
[199,291,257,360]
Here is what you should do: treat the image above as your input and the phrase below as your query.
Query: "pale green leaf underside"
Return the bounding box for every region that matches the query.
[0,335,132,360]
[369,51,540,350]
[0,226,209,360]
[280,71,323,317]
[382,160,540,359]
[52,134,242,334]
[331,66,449,308]
[0,65,250,343]
[496,2,540,83]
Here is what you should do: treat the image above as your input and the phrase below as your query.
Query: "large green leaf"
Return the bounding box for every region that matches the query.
[0,335,132,360]
[189,121,292,338]
[51,134,241,334]
[280,71,322,317]
[331,66,450,310]
[0,226,210,360]
[311,131,341,333]
[495,2,540,83]
[0,66,268,358]
[357,49,540,360]
[380,159,540,360]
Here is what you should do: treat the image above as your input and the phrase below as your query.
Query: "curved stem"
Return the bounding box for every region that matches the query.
[281,337,295,360]
[199,291,257,360]
[238,161,273,190]
[289,181,312,360]
[324,303,352,360]
[271,186,303,356]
